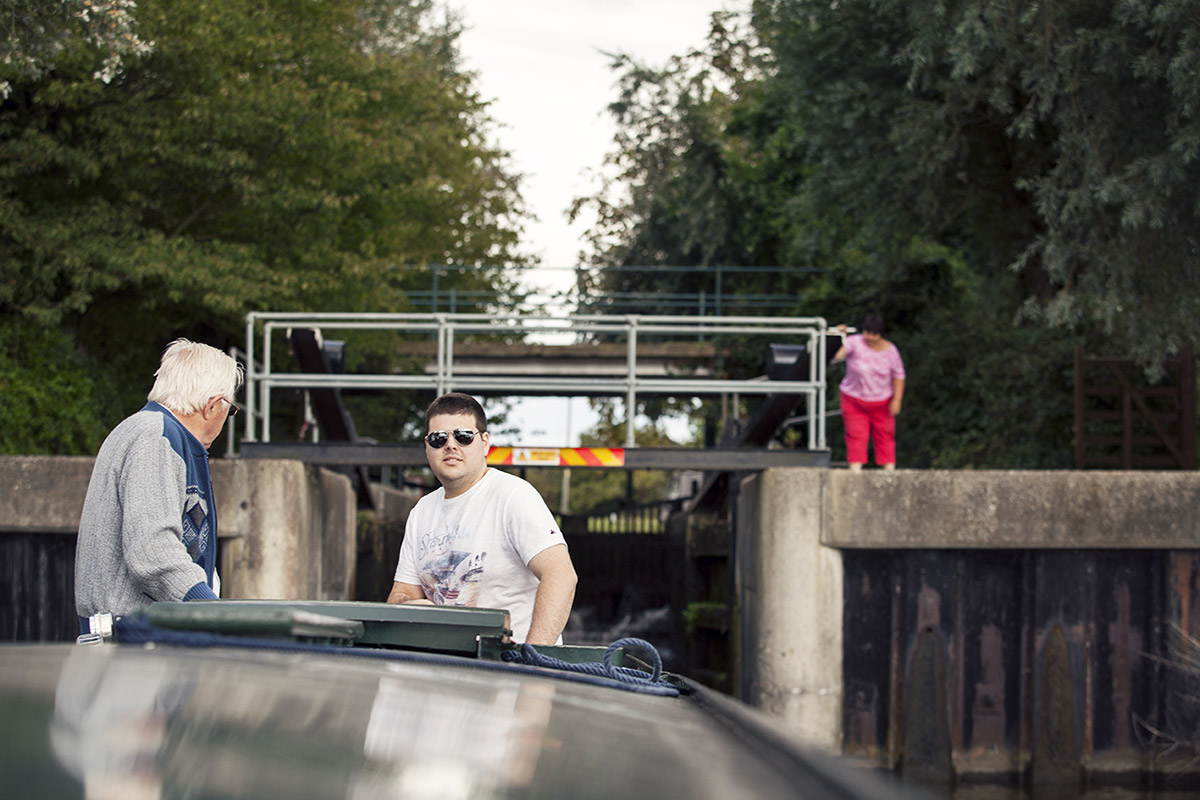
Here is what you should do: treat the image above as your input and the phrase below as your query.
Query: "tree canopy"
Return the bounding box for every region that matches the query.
[572,0,1199,468]
[755,0,1200,367]
[0,0,153,101]
[0,0,527,453]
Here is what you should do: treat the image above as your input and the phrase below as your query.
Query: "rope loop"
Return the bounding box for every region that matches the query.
[604,637,662,683]
[502,638,678,696]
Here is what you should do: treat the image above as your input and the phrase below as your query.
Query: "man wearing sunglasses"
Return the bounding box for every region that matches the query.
[75,339,243,633]
[387,392,578,645]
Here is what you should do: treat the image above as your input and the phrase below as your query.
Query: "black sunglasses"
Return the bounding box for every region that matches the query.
[425,428,483,449]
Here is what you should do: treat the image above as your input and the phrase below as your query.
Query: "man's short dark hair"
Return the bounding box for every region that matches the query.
[425,392,487,433]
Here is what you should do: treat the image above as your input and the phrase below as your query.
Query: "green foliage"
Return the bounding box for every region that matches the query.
[0,0,527,452]
[0,0,154,99]
[754,0,1200,370]
[572,11,808,313]
[0,320,108,455]
[574,1,1200,468]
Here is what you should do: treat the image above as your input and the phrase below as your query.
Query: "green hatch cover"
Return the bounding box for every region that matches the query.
[132,600,622,667]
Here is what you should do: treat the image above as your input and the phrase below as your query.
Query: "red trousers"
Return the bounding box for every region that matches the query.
[840,393,896,465]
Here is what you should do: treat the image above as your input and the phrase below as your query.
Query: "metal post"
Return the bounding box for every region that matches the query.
[262,323,273,443]
[818,339,827,450]
[560,399,573,514]
[436,315,447,396]
[811,329,821,449]
[225,345,244,457]
[244,314,257,443]
[625,317,638,447]
[560,468,571,515]
[444,319,456,395]
[304,391,319,442]
[715,266,723,318]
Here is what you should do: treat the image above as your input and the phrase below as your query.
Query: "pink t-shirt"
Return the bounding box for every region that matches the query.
[839,334,905,402]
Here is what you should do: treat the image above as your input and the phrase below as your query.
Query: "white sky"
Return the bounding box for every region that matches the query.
[449,0,735,446]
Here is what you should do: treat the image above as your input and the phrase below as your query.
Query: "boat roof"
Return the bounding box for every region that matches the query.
[1,601,921,800]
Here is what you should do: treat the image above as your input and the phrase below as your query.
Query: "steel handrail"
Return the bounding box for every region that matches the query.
[244,312,832,448]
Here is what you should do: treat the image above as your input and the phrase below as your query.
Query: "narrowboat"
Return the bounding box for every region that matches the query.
[0,600,924,799]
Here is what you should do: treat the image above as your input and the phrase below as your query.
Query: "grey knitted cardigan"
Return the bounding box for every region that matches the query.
[75,402,219,620]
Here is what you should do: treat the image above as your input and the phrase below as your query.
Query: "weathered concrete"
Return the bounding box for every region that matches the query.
[826,470,1200,549]
[744,467,1200,756]
[1,456,95,533]
[212,459,355,601]
[0,456,355,602]
[739,469,843,753]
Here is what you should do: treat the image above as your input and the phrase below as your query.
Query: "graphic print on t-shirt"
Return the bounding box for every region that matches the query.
[417,524,486,606]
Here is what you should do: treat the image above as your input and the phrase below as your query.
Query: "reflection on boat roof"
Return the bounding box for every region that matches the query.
[2,600,929,800]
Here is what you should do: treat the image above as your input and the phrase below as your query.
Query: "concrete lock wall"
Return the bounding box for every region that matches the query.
[0,456,356,603]
[211,459,356,600]
[737,469,844,750]
[825,470,1200,549]
[745,468,1200,757]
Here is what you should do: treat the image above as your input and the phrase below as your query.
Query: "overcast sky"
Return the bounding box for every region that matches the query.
[448,1,735,445]
[452,0,732,277]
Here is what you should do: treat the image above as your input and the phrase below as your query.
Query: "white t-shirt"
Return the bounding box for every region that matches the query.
[394,469,567,643]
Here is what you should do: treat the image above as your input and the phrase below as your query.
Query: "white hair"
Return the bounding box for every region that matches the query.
[147,339,244,415]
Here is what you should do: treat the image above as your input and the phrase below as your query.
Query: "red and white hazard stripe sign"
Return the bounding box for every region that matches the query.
[487,446,625,467]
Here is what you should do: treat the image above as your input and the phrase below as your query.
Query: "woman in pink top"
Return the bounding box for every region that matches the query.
[833,315,906,470]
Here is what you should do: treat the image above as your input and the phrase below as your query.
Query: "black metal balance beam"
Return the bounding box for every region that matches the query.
[237,441,828,471]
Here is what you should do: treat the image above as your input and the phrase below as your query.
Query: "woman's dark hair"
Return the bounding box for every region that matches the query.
[862,314,886,335]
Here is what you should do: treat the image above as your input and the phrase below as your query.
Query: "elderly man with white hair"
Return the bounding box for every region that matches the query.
[75,338,243,631]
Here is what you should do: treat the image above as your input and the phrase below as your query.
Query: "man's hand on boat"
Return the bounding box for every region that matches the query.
[385,582,432,605]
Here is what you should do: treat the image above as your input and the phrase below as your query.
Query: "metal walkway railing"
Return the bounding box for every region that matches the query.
[242,312,833,448]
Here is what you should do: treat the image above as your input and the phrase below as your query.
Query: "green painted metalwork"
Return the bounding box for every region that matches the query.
[138,602,365,642]
[128,600,628,670]
[131,600,631,672]
[137,600,510,655]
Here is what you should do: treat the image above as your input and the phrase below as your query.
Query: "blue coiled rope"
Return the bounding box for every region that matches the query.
[501,637,679,696]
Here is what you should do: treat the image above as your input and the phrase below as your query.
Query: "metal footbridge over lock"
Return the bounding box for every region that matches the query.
[236,311,835,471]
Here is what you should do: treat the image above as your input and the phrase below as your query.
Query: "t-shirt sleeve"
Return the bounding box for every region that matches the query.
[393,512,422,585]
[505,480,568,566]
[890,347,906,379]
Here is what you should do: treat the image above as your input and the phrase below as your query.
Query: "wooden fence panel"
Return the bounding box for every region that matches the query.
[1074,349,1196,470]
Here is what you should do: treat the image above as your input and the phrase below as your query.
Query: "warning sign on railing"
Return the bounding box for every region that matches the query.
[487,447,626,468]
